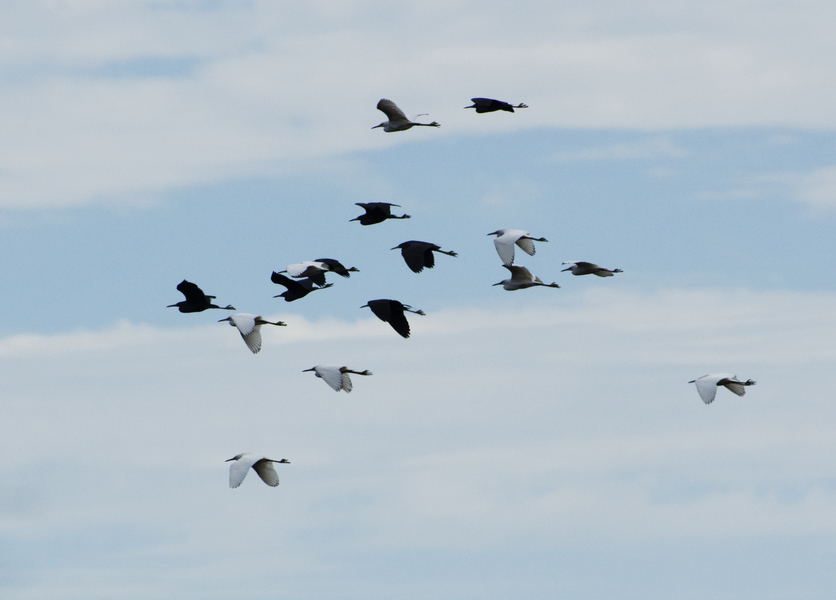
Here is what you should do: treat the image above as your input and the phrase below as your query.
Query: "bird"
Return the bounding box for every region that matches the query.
[350,202,411,226]
[689,374,757,405]
[493,264,560,291]
[271,272,333,302]
[303,365,373,393]
[372,99,440,132]
[226,453,290,488]
[361,299,425,338]
[391,241,458,273]
[281,261,331,286]
[561,261,623,277]
[218,313,286,354]
[314,258,359,278]
[167,280,235,313]
[488,229,548,266]
[465,98,528,113]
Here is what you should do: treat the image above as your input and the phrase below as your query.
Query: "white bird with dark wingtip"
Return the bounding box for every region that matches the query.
[303,365,373,393]
[372,99,440,132]
[562,261,623,277]
[226,453,290,488]
[219,313,286,354]
[493,264,560,291]
[488,229,548,266]
[689,373,757,405]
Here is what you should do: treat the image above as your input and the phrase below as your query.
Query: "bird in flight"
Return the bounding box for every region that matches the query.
[219,313,286,354]
[561,261,623,277]
[167,280,235,313]
[488,229,548,266]
[303,365,373,393]
[361,299,425,338]
[493,264,560,291]
[391,240,458,273]
[350,202,411,226]
[465,98,528,113]
[372,99,440,132]
[226,453,290,488]
[689,374,757,404]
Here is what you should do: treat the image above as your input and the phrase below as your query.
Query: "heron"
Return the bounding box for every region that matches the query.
[226,453,290,488]
[303,365,373,393]
[271,272,333,302]
[315,258,359,278]
[281,261,331,287]
[361,299,425,339]
[493,264,560,291]
[372,99,440,132]
[218,313,286,354]
[689,374,756,405]
[561,261,623,277]
[350,202,411,226]
[167,280,235,313]
[391,241,458,273]
[465,98,528,113]
[488,229,548,266]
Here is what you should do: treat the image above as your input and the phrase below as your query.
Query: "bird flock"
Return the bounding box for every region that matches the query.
[165,97,756,488]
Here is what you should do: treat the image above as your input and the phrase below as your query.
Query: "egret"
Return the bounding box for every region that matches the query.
[167,280,235,313]
[303,365,373,393]
[282,261,331,286]
[315,258,359,278]
[465,98,528,113]
[226,453,290,488]
[361,299,425,339]
[561,261,623,277]
[391,240,458,273]
[219,313,286,354]
[350,202,411,226]
[493,264,560,291]
[372,99,440,132]
[689,374,757,405]
[271,272,333,302]
[488,229,548,266]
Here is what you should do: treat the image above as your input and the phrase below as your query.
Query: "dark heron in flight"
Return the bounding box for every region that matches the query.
[465,98,528,113]
[351,202,411,226]
[561,261,623,277]
[493,265,560,291]
[361,299,425,339]
[315,258,359,278]
[391,241,458,273]
[271,272,333,302]
[226,454,290,488]
[167,280,235,313]
[372,99,440,132]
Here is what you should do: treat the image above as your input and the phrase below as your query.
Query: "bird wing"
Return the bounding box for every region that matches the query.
[252,459,280,486]
[229,454,260,488]
[177,280,207,302]
[575,262,598,270]
[241,326,263,354]
[317,366,345,392]
[515,236,537,257]
[693,377,719,404]
[341,372,353,393]
[508,265,534,282]
[719,377,747,397]
[386,308,411,338]
[377,99,408,122]
[494,236,516,266]
[402,245,428,273]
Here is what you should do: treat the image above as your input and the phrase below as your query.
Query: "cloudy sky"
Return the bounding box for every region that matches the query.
[2,1,836,598]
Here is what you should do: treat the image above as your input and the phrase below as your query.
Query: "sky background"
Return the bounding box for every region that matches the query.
[2,1,836,599]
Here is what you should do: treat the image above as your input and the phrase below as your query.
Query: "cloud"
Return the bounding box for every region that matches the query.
[551,136,689,162]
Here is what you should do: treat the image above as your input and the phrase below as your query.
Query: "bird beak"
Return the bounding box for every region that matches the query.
[224,457,235,462]
[359,304,368,308]
[688,380,696,384]
[166,304,177,308]
[218,317,231,322]
[371,124,383,129]
[492,282,502,286]
[561,267,571,272]
[390,246,398,251]
[302,367,316,372]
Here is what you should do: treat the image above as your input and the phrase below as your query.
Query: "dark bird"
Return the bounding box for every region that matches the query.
[167,280,235,313]
[271,272,333,302]
[391,241,458,273]
[315,258,359,278]
[465,98,528,113]
[350,202,411,226]
[281,261,331,286]
[361,299,425,339]
[372,99,440,132]
[561,261,623,277]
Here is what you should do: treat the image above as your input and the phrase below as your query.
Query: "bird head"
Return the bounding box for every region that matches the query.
[225,454,244,462]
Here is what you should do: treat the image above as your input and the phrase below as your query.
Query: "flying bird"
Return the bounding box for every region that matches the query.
[465,98,528,113]
[226,453,290,488]
[271,272,333,302]
[303,365,373,393]
[391,240,458,273]
[350,202,411,226]
[561,261,623,277]
[361,299,425,339]
[488,229,548,266]
[219,313,286,354]
[167,280,235,313]
[281,261,331,286]
[315,258,359,278]
[372,99,440,132]
[689,374,757,405]
[493,264,560,291]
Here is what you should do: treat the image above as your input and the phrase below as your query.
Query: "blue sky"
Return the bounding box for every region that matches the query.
[2,1,836,599]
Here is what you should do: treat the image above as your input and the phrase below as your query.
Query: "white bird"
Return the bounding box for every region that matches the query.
[303,365,373,392]
[372,99,440,132]
[282,261,331,286]
[689,373,757,405]
[493,264,560,291]
[488,229,548,266]
[226,453,290,488]
[219,313,286,354]
[562,261,623,277]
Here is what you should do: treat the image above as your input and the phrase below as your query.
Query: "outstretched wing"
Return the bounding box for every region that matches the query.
[252,459,280,486]
[377,99,407,122]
